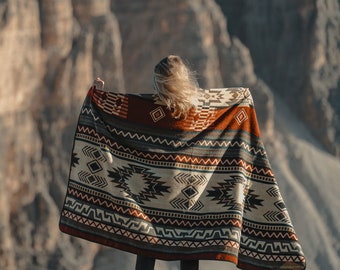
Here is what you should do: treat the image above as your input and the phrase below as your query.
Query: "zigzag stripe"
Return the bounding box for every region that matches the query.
[81,107,101,122]
[175,155,273,176]
[76,127,273,177]
[66,189,242,228]
[77,109,265,156]
[104,125,266,156]
[76,127,206,161]
[76,140,274,184]
[81,107,92,114]
[240,247,305,262]
[65,190,149,219]
[241,219,296,232]
[62,210,240,249]
[242,227,298,240]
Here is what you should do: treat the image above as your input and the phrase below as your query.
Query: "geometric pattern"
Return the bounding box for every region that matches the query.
[244,189,264,213]
[206,175,245,211]
[71,152,80,167]
[198,88,227,107]
[87,160,102,173]
[263,210,290,222]
[266,186,280,197]
[71,145,109,188]
[188,107,217,131]
[107,164,170,204]
[91,90,128,118]
[82,145,107,162]
[78,171,108,188]
[170,173,207,211]
[60,86,306,270]
[170,197,204,211]
[234,108,248,125]
[150,106,166,122]
[198,88,253,108]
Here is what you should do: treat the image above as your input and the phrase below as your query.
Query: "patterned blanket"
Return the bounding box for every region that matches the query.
[59,85,306,269]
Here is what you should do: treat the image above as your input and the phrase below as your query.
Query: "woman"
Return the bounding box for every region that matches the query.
[61,56,305,270]
[135,55,201,270]
[153,55,201,119]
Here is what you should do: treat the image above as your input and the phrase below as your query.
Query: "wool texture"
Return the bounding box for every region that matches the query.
[60,86,306,270]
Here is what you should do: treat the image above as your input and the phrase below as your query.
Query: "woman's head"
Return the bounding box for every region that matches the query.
[153,55,200,119]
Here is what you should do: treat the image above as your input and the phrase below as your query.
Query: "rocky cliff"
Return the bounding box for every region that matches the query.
[0,0,339,269]
[217,0,340,156]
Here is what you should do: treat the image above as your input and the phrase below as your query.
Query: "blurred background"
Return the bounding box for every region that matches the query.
[0,0,339,269]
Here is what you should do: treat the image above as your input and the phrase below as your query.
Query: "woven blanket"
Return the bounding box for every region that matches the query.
[59,86,306,270]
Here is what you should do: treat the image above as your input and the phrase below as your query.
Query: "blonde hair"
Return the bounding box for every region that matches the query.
[153,55,200,119]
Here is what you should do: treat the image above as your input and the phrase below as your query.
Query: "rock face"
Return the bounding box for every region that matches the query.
[217,0,340,156]
[0,0,339,270]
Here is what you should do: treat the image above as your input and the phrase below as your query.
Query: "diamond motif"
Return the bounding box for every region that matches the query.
[182,186,199,198]
[150,106,166,122]
[234,108,248,125]
[93,150,102,159]
[87,160,103,173]
[274,200,286,210]
[170,173,206,211]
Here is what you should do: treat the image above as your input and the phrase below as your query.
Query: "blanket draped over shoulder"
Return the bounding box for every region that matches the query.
[59,85,306,270]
